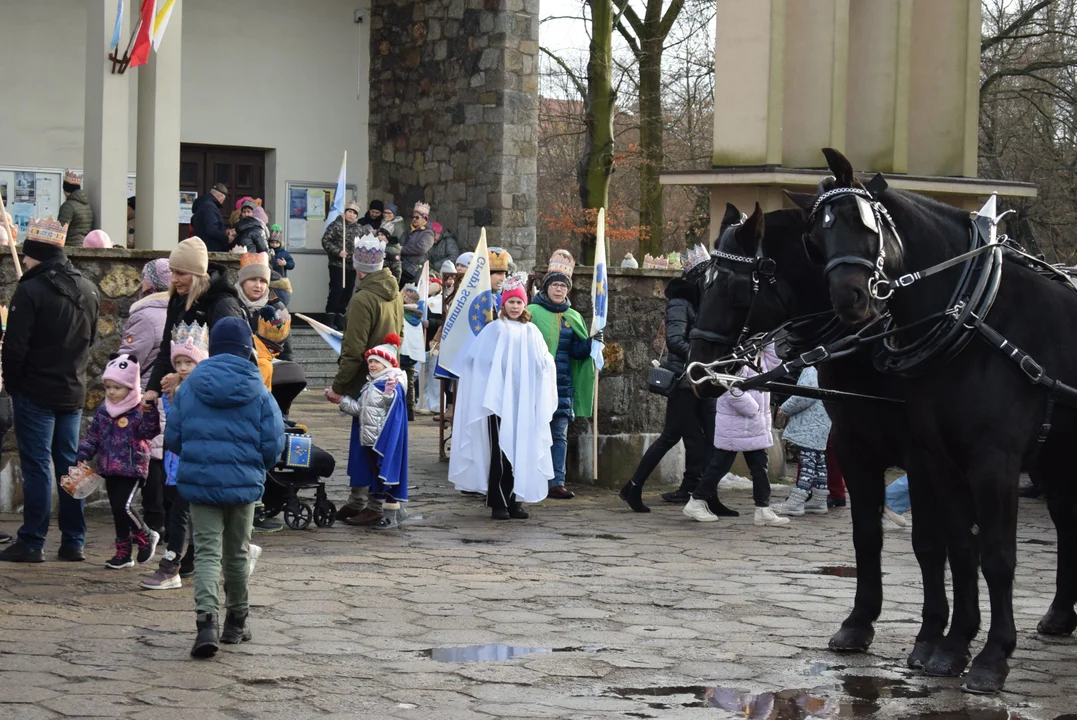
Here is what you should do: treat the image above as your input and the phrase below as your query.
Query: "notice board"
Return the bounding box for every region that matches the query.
[284,180,358,252]
[0,166,63,236]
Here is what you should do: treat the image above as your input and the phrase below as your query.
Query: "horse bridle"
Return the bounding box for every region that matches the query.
[808,186,904,301]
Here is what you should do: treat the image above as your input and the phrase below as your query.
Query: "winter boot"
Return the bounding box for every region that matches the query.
[140,552,182,590]
[682,497,719,522]
[190,612,219,658]
[219,611,252,645]
[773,487,810,517]
[754,506,791,527]
[803,488,829,515]
[508,502,530,520]
[373,509,400,530]
[619,481,651,513]
[706,497,739,517]
[132,528,161,564]
[105,538,135,569]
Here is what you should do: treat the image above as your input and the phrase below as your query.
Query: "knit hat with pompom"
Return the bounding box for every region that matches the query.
[364,333,402,369]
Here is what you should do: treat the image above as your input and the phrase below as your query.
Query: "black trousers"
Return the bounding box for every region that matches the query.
[142,459,167,532]
[325,262,356,315]
[164,485,191,556]
[629,386,715,488]
[105,475,146,540]
[693,448,771,507]
[485,417,516,510]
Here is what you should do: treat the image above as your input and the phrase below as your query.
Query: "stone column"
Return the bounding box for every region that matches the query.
[135,1,182,250]
[83,0,130,243]
[712,0,785,167]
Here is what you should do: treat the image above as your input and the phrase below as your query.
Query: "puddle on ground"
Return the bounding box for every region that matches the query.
[458,538,504,545]
[424,644,600,662]
[777,565,859,578]
[1021,538,1055,546]
[606,676,1010,718]
[561,532,627,540]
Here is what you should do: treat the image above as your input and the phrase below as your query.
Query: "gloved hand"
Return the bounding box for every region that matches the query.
[592,330,605,343]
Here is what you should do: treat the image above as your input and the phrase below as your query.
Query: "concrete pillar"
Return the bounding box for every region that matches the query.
[782,0,848,169]
[712,0,785,167]
[83,0,130,243]
[845,0,913,174]
[907,0,980,177]
[135,1,182,250]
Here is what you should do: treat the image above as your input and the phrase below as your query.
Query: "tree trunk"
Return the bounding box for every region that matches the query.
[577,0,616,264]
[637,34,664,257]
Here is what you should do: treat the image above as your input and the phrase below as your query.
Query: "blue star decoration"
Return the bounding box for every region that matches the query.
[469,291,494,334]
[594,263,608,318]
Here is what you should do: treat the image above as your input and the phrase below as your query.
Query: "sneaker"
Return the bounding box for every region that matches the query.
[682,497,719,522]
[106,540,135,569]
[252,517,283,533]
[132,529,160,564]
[662,487,694,503]
[57,543,85,562]
[248,544,262,575]
[179,547,195,578]
[548,485,575,499]
[0,540,45,563]
[884,506,908,528]
[754,506,791,527]
[0,531,11,544]
[773,487,810,517]
[508,504,530,520]
[803,488,829,515]
[491,507,511,520]
[140,553,182,590]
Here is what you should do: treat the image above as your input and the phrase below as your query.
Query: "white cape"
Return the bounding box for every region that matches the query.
[448,319,558,503]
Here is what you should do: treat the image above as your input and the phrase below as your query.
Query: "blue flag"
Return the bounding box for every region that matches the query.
[110,0,124,51]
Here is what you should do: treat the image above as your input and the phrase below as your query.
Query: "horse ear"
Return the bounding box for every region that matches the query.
[822,147,854,186]
[737,203,764,254]
[721,202,741,227]
[784,190,815,215]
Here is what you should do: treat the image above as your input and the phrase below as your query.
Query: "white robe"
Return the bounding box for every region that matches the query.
[448,319,558,503]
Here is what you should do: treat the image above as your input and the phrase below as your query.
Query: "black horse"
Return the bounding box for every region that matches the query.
[792,147,1077,694]
[688,203,963,674]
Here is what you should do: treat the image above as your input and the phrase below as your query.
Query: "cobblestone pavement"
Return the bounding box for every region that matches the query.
[0,394,1074,719]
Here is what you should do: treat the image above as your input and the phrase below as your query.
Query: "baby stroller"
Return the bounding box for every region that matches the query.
[264,360,338,529]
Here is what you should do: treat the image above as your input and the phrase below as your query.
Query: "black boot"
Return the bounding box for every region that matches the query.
[706,497,739,517]
[619,481,651,513]
[190,612,219,658]
[661,479,697,503]
[508,503,530,520]
[220,611,252,644]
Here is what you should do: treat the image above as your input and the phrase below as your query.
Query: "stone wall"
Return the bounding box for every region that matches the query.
[0,249,240,511]
[367,0,540,269]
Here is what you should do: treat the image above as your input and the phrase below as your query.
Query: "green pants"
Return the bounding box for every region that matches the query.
[189,502,256,615]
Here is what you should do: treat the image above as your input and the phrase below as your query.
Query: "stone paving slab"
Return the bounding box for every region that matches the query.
[0,394,1074,719]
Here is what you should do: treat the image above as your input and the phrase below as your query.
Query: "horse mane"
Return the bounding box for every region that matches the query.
[882,188,970,241]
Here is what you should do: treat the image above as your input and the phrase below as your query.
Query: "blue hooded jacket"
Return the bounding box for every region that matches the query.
[529,292,592,417]
[164,353,285,506]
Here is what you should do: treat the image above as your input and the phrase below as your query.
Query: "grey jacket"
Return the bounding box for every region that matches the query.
[339,369,406,446]
[779,367,832,451]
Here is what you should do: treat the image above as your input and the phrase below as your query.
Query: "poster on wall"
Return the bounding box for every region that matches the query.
[179,191,197,224]
[286,218,306,250]
[289,188,307,219]
[0,168,64,235]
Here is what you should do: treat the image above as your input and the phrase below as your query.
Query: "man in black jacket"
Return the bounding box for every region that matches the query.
[190,183,230,252]
[0,218,100,563]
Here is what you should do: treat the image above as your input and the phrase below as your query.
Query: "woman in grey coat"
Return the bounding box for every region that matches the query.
[773,366,832,517]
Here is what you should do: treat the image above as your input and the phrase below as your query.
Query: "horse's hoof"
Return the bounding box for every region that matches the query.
[828,626,874,653]
[1037,605,1077,636]
[962,662,1008,695]
[907,640,936,669]
[924,647,971,677]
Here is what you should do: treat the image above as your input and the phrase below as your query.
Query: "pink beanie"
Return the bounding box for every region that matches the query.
[83,229,113,248]
[431,221,443,234]
[170,321,210,365]
[102,353,140,390]
[499,276,527,305]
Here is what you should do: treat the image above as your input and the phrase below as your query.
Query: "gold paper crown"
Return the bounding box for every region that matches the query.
[171,321,210,351]
[64,169,83,185]
[547,249,575,277]
[26,217,68,246]
[488,246,512,272]
[239,252,269,268]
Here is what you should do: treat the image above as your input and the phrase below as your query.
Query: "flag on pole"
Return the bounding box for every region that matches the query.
[151,0,176,51]
[436,229,493,378]
[590,208,608,370]
[416,260,430,323]
[110,0,124,52]
[294,313,343,356]
[325,152,348,229]
[128,0,157,68]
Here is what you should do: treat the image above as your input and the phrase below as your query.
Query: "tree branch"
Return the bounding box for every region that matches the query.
[540,46,587,98]
[981,0,1054,53]
[980,59,1077,96]
[611,0,645,38]
[658,0,687,39]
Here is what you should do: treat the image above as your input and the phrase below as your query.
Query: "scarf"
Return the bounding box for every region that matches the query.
[235,282,269,311]
[104,387,142,419]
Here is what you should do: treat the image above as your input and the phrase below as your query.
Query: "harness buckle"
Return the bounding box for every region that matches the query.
[1038,422,1052,443]
[895,273,917,288]
[1019,355,1045,383]
[799,346,830,366]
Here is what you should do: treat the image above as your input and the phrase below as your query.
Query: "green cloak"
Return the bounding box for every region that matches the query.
[528,303,595,418]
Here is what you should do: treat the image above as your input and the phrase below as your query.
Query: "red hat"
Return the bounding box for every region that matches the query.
[364,333,402,369]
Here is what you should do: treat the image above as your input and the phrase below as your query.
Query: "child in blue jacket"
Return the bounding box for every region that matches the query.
[164,317,285,659]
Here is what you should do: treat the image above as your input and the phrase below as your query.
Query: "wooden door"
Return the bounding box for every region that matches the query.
[179,145,267,242]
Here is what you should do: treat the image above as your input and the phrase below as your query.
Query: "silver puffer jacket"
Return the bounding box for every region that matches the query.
[339,369,407,446]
